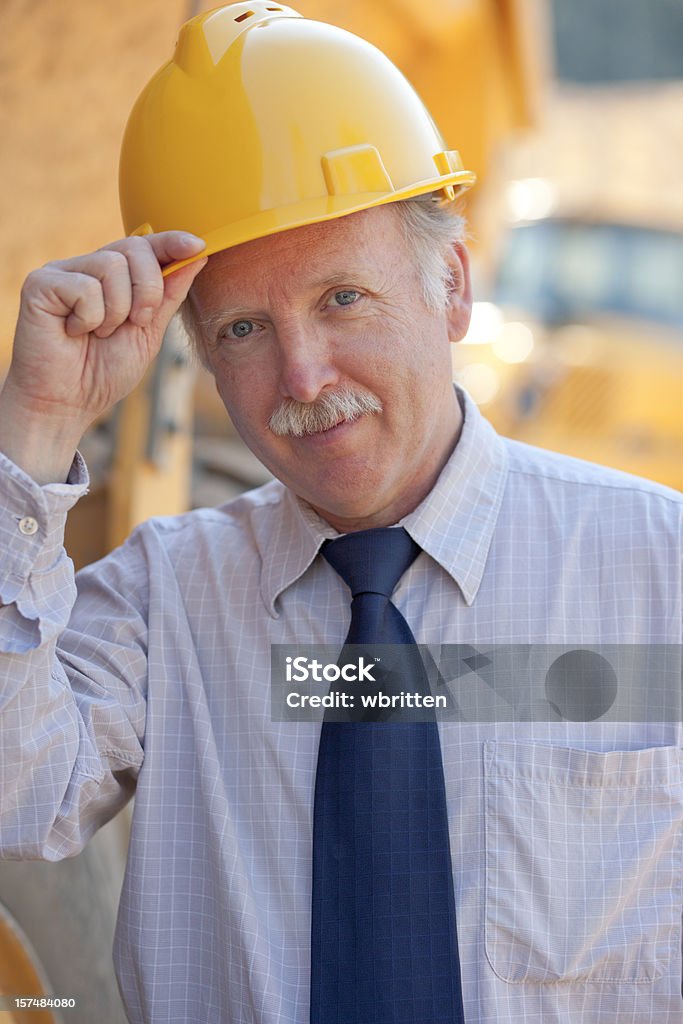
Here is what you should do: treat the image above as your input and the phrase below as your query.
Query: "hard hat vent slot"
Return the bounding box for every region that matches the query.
[266,6,284,10]
[234,11,254,22]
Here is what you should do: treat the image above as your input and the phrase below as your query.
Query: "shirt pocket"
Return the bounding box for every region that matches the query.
[484,740,683,985]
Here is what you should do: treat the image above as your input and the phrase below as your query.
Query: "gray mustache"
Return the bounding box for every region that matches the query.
[268,386,383,437]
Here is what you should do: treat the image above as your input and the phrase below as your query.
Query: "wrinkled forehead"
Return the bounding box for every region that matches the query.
[191,204,409,307]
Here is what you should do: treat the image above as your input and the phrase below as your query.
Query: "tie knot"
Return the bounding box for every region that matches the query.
[321,526,421,598]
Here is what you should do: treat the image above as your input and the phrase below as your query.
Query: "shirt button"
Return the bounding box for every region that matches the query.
[18,516,39,536]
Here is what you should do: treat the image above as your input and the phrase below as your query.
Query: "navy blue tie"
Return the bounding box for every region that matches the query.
[310,527,465,1024]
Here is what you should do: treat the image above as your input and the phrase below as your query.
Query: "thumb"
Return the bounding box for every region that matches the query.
[156,257,209,332]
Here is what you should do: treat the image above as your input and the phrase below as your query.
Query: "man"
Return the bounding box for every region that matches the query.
[1,4,682,1023]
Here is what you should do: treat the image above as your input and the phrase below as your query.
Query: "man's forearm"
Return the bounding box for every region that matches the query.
[0,383,86,485]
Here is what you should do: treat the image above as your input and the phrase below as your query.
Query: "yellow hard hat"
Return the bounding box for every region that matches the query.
[119,1,476,275]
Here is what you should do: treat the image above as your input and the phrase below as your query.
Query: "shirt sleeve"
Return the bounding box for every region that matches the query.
[0,450,146,861]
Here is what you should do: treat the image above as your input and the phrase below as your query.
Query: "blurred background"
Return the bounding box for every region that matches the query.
[456,0,683,494]
[0,1,682,1019]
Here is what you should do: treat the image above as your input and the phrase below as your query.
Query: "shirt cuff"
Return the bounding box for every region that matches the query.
[0,449,89,605]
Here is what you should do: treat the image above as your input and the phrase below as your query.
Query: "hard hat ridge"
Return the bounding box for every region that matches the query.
[173,2,303,74]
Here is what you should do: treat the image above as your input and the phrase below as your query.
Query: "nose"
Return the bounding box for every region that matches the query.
[275,319,340,404]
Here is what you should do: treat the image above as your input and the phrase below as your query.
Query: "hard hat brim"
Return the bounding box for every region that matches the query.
[158,171,476,277]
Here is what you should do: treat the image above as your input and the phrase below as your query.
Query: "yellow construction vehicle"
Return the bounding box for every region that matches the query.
[455,201,683,490]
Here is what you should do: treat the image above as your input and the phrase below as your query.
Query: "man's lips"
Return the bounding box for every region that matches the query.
[314,417,347,434]
[293,416,359,443]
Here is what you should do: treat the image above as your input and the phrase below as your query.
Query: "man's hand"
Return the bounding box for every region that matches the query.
[0,232,207,484]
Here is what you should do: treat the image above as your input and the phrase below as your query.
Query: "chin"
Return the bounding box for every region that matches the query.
[311,490,387,525]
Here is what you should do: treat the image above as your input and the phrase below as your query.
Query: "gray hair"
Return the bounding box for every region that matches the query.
[395,193,466,311]
[179,194,465,361]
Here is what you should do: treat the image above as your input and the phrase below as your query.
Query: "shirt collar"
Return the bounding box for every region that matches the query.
[256,486,339,618]
[256,385,508,615]
[400,386,508,605]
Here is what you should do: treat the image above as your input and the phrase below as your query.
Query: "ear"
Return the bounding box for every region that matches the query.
[445,241,472,343]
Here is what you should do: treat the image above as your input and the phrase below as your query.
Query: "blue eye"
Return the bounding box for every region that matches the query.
[231,320,254,338]
[331,290,359,306]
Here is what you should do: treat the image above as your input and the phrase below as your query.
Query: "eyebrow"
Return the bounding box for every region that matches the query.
[194,309,250,335]
[316,272,367,288]
[194,271,373,335]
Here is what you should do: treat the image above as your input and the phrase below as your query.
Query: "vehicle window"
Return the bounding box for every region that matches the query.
[494,221,683,329]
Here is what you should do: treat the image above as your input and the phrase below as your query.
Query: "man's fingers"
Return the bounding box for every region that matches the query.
[20,267,106,338]
[155,257,209,337]
[59,251,134,339]
[60,275,106,337]
[101,233,205,326]
[30,233,207,341]
[99,236,167,327]
[131,231,206,269]
[161,255,208,306]
[45,250,139,337]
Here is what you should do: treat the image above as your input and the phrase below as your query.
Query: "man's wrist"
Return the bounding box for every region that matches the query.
[0,385,87,485]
